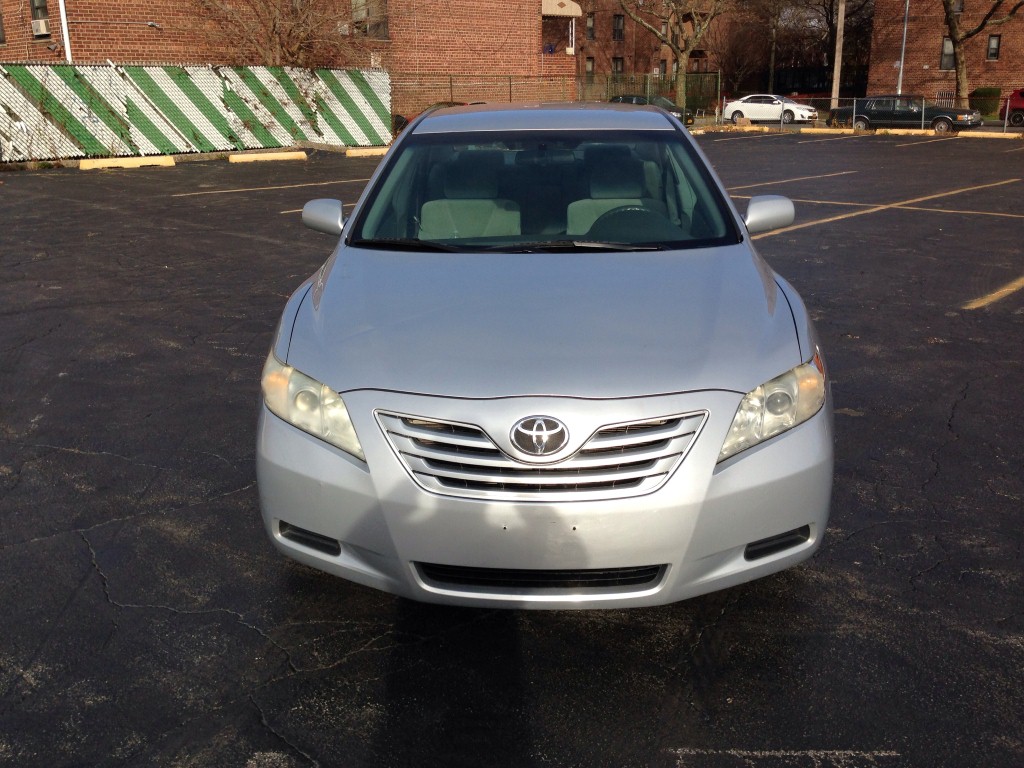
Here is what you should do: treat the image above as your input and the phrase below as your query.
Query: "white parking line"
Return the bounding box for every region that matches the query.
[727,171,857,191]
[895,137,960,147]
[711,133,792,142]
[753,178,1021,240]
[281,203,358,214]
[172,178,371,198]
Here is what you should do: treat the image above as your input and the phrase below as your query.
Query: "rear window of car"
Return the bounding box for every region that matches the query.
[349,130,739,251]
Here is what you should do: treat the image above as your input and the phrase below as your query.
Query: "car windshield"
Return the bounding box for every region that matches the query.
[349,130,738,252]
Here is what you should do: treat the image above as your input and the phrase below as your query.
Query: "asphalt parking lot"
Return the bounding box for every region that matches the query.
[1,130,1022,767]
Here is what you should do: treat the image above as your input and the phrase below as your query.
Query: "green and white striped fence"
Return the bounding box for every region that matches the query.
[0,64,392,162]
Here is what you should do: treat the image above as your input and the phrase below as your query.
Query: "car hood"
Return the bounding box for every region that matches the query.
[285,244,802,399]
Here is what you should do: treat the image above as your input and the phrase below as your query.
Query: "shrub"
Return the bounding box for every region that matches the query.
[969,87,1001,116]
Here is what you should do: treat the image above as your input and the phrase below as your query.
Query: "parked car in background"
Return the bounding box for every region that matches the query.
[722,94,818,124]
[609,94,695,125]
[998,88,1024,126]
[828,95,983,132]
[257,102,833,609]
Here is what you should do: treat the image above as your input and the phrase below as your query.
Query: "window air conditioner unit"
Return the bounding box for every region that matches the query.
[32,19,51,36]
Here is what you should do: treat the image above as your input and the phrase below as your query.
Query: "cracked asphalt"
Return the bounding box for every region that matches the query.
[1,133,1022,767]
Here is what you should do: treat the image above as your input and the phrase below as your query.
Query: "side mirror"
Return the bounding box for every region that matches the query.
[302,199,345,236]
[744,195,794,234]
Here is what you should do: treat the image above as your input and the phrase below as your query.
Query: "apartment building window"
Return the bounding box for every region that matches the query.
[0,9,6,44]
[586,13,595,40]
[611,57,624,74]
[953,0,964,11]
[612,14,624,41]
[30,0,49,21]
[987,34,1001,60]
[940,37,954,70]
[352,0,388,39]
[659,59,667,78]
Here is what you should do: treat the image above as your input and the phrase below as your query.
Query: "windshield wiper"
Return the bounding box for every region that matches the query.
[484,240,665,253]
[349,237,465,252]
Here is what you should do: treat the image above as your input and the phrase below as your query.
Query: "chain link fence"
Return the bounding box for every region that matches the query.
[391,72,723,125]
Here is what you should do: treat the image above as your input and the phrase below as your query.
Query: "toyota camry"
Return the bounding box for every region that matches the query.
[257,102,833,609]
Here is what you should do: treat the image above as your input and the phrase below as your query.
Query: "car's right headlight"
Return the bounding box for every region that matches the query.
[261,352,365,461]
[718,351,826,462]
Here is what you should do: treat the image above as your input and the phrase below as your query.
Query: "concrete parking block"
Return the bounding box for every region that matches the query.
[79,156,176,170]
[227,151,308,163]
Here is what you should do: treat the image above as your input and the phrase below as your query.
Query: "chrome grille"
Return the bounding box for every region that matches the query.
[377,410,707,502]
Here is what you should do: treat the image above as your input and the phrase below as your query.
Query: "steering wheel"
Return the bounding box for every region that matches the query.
[587,205,682,242]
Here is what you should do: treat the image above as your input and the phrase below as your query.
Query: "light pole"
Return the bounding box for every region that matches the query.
[897,0,911,94]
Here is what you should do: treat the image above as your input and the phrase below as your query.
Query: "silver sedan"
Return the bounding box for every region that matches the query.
[257,102,833,609]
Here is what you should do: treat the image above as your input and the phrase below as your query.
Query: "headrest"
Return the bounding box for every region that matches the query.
[443,152,502,198]
[590,163,644,199]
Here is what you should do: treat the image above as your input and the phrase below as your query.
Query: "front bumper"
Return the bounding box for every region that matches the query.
[256,389,833,609]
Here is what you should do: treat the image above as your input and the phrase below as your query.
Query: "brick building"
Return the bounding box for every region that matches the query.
[0,0,582,116]
[575,0,712,81]
[868,0,1023,102]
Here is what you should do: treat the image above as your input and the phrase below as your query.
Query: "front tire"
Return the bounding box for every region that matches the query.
[853,116,869,131]
[1010,111,1024,127]
[932,117,953,133]
[782,110,794,124]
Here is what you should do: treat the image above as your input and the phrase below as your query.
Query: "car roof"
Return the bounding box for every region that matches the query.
[410,101,678,134]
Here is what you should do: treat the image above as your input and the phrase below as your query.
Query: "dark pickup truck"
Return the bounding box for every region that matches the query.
[828,95,983,132]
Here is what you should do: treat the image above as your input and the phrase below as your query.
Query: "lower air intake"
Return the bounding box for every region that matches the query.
[417,563,664,591]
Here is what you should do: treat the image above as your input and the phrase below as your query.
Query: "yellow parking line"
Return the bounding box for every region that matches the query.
[962,276,1024,310]
[753,178,1021,239]
[728,171,857,191]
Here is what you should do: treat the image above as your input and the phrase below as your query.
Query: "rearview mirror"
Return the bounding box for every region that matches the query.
[302,199,345,236]
[744,195,794,234]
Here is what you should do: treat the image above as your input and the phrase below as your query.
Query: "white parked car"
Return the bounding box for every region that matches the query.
[724,94,818,124]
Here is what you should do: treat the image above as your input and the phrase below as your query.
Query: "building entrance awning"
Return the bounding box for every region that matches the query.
[542,0,582,17]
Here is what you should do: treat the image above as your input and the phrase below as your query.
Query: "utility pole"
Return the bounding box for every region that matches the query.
[830,0,846,110]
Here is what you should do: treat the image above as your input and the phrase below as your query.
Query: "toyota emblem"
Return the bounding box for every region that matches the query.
[511,416,569,457]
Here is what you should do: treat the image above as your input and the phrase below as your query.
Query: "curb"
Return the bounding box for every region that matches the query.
[957,130,1023,140]
[228,151,307,163]
[79,156,175,170]
[346,147,389,157]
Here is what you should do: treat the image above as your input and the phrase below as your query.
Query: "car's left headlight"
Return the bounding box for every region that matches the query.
[718,352,826,462]
[261,352,365,461]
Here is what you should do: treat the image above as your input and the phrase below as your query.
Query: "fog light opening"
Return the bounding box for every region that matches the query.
[743,525,811,561]
[279,521,342,557]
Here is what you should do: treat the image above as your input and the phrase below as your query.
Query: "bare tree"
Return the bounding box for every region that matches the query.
[617,0,734,110]
[939,0,1024,107]
[194,0,383,68]
[807,0,873,71]
[703,19,767,94]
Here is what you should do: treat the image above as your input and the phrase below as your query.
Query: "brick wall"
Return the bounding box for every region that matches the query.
[1,0,580,122]
[869,0,1024,100]
[0,0,224,63]
[384,0,542,75]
